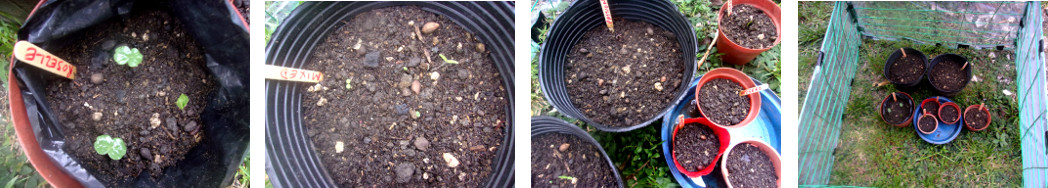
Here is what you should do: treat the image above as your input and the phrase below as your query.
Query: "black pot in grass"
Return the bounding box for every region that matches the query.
[883,47,929,89]
[531,117,624,188]
[928,54,972,97]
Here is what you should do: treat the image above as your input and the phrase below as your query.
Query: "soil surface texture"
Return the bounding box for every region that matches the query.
[965,108,989,130]
[698,79,750,125]
[922,101,939,119]
[564,19,684,127]
[46,10,213,185]
[300,6,508,187]
[918,115,937,133]
[940,105,959,123]
[722,4,777,49]
[888,54,925,84]
[673,123,720,172]
[532,133,618,188]
[881,95,912,124]
[930,60,967,91]
[725,143,777,188]
[231,0,249,23]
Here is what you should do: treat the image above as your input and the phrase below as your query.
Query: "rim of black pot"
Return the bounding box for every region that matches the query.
[538,0,697,132]
[264,2,514,187]
[883,47,929,88]
[927,53,971,96]
[531,116,625,188]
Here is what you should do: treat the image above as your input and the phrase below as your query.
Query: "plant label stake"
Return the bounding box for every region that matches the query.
[900,48,906,57]
[961,61,969,70]
[892,93,897,101]
[738,84,769,96]
[599,0,614,32]
[12,41,77,79]
[263,65,324,83]
[725,0,734,16]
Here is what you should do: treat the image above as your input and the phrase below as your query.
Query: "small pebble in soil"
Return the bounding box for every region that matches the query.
[654,82,664,91]
[183,121,198,133]
[559,143,570,151]
[411,80,421,94]
[395,104,409,115]
[395,163,415,183]
[165,117,177,131]
[101,40,116,50]
[141,148,153,161]
[316,97,327,106]
[92,112,103,121]
[363,137,372,144]
[364,51,381,68]
[475,43,485,52]
[399,74,413,88]
[408,57,421,67]
[443,153,460,168]
[335,141,344,153]
[90,73,104,84]
[149,113,161,129]
[142,33,149,41]
[430,72,440,80]
[421,22,440,34]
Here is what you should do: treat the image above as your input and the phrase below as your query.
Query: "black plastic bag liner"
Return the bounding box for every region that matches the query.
[538,0,697,132]
[264,2,514,187]
[531,116,624,188]
[13,0,249,187]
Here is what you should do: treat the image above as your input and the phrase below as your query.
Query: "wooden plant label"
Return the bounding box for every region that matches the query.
[12,41,76,79]
[599,0,614,32]
[738,84,770,96]
[263,65,323,83]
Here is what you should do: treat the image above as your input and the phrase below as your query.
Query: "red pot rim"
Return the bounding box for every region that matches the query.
[694,68,761,128]
[964,104,992,131]
[879,92,913,127]
[938,102,960,124]
[719,139,782,188]
[917,113,938,134]
[920,97,940,114]
[716,0,782,51]
[671,116,731,177]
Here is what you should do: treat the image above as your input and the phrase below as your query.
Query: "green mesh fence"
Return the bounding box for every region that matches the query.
[799,2,1047,186]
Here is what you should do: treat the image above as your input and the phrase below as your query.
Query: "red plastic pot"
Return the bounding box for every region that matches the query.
[920,97,940,116]
[878,92,914,127]
[938,102,961,124]
[917,113,938,134]
[695,68,761,128]
[715,0,781,65]
[964,104,992,131]
[671,116,731,177]
[720,139,781,188]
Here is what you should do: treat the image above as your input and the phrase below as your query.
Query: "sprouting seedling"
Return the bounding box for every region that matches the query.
[558,176,577,184]
[438,54,459,64]
[94,135,126,160]
[345,78,353,90]
[413,111,421,118]
[113,46,143,67]
[176,93,189,110]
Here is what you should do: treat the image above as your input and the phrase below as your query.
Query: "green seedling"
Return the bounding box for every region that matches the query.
[438,54,459,64]
[176,93,189,110]
[558,175,577,184]
[94,135,126,160]
[113,46,143,67]
[345,78,353,90]
[413,111,421,118]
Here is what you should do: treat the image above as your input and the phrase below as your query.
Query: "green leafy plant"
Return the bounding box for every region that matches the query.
[113,46,143,67]
[176,93,189,110]
[345,78,353,90]
[94,135,126,160]
[438,54,459,64]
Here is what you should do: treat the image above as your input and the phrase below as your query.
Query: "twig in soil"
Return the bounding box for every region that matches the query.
[423,48,433,63]
[697,29,720,69]
[414,25,425,42]
[900,48,907,57]
[873,80,891,87]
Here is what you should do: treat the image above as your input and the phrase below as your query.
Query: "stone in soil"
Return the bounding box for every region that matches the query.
[443,153,460,168]
[364,51,381,68]
[395,163,415,183]
[414,136,430,151]
[674,123,720,171]
[698,79,750,125]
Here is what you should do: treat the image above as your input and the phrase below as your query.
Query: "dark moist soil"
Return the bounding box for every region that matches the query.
[301,7,507,187]
[881,95,912,124]
[45,10,213,184]
[889,54,925,84]
[918,115,937,133]
[725,143,776,187]
[930,60,967,91]
[965,108,989,130]
[673,123,720,172]
[922,101,939,118]
[532,133,618,188]
[940,105,959,123]
[698,79,750,125]
[721,4,777,49]
[565,19,684,127]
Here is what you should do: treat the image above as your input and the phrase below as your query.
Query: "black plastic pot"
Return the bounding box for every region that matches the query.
[264,2,514,187]
[883,47,929,89]
[538,0,697,132]
[928,54,972,97]
[531,116,624,188]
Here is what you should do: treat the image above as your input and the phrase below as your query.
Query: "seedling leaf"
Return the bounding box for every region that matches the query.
[345,78,353,90]
[176,93,189,110]
[94,135,126,160]
[113,46,143,67]
[438,54,459,64]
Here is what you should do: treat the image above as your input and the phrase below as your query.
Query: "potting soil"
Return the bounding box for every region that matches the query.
[964,108,989,130]
[940,105,959,123]
[922,101,940,119]
[889,54,925,84]
[531,133,618,187]
[698,78,750,125]
[722,4,777,49]
[918,115,937,133]
[673,122,720,171]
[930,60,967,91]
[726,143,777,188]
[881,95,912,124]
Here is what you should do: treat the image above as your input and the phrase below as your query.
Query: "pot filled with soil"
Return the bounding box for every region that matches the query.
[883,47,929,89]
[920,97,940,119]
[695,68,761,128]
[879,92,914,127]
[927,54,972,96]
[532,116,624,188]
[964,104,991,131]
[671,116,730,177]
[917,112,938,134]
[264,2,514,187]
[9,0,249,187]
[719,139,781,188]
[938,102,961,124]
[715,0,781,65]
[538,0,698,132]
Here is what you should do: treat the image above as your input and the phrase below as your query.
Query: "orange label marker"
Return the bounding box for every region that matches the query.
[599,0,614,32]
[263,65,324,83]
[738,84,769,96]
[13,41,77,79]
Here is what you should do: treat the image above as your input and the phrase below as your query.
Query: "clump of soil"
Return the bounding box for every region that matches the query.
[881,94,912,124]
[564,19,684,127]
[721,4,777,49]
[46,10,213,184]
[300,7,507,187]
[964,107,989,130]
[888,53,925,84]
[698,79,750,125]
[929,60,968,91]
[922,101,939,118]
[918,115,937,133]
[673,123,720,171]
[532,133,618,187]
[725,143,777,187]
[940,105,959,123]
